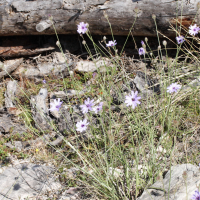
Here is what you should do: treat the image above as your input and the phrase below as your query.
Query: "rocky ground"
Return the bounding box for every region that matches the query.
[0,35,199,199]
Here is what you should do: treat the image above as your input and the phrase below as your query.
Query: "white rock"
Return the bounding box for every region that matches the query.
[0,163,62,200]
[75,58,113,73]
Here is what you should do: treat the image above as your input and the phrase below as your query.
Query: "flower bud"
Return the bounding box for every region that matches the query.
[150,52,153,57]
[152,14,156,20]
[56,41,61,48]
[145,37,148,43]
[82,40,86,45]
[103,11,108,19]
[103,36,107,41]
[158,45,161,50]
[163,40,167,47]
[197,2,200,9]
[69,71,74,76]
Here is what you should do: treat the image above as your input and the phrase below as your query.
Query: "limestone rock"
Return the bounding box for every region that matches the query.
[137,164,200,200]
[0,163,62,200]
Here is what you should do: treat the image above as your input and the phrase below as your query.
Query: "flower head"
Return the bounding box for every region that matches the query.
[77,22,88,34]
[176,35,185,44]
[43,79,46,84]
[167,83,181,94]
[191,190,200,200]
[92,72,97,79]
[106,40,117,47]
[189,24,200,36]
[80,98,94,114]
[93,102,103,114]
[49,98,63,111]
[76,119,89,132]
[139,47,145,55]
[125,91,141,109]
[141,40,144,45]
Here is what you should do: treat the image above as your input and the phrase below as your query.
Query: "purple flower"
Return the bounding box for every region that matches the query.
[191,190,200,200]
[125,91,141,109]
[93,102,103,114]
[43,79,46,84]
[76,119,89,132]
[189,24,200,36]
[80,98,94,114]
[139,47,145,55]
[92,72,97,79]
[176,35,185,44]
[167,83,181,93]
[49,98,63,111]
[141,40,144,45]
[106,40,117,47]
[77,22,88,34]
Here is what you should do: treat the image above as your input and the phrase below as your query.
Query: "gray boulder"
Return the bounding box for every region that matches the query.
[137,164,200,200]
[0,163,62,200]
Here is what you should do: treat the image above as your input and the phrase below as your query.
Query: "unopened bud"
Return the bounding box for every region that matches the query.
[145,37,148,43]
[197,2,200,9]
[82,40,86,45]
[69,71,74,76]
[163,40,167,47]
[152,14,156,20]
[86,23,89,28]
[134,7,139,13]
[158,45,161,50]
[150,52,153,57]
[56,41,61,48]
[103,36,107,41]
[103,11,108,19]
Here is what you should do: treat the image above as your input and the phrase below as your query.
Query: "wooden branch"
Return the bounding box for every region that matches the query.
[0,0,198,37]
[36,20,52,32]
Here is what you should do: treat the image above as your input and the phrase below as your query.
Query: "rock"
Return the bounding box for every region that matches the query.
[133,71,160,97]
[75,58,113,73]
[49,135,64,146]
[0,163,62,200]
[30,88,52,130]
[57,105,74,133]
[0,115,14,133]
[137,164,200,200]
[4,80,17,108]
[58,188,80,200]
[109,167,123,178]
[50,90,85,100]
[4,133,55,152]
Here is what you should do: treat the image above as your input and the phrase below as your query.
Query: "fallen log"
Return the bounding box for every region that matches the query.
[0,0,199,37]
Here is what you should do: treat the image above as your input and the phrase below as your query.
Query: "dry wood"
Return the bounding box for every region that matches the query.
[0,0,198,37]
[0,58,23,79]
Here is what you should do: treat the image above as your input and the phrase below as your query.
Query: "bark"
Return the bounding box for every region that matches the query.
[0,0,198,37]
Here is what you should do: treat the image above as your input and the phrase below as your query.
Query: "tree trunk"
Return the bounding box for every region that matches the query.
[0,0,199,37]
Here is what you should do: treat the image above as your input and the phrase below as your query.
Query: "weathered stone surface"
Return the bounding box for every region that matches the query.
[133,71,160,97]
[137,164,200,200]
[31,88,53,130]
[75,58,113,73]
[4,80,17,108]
[0,115,14,133]
[0,163,62,200]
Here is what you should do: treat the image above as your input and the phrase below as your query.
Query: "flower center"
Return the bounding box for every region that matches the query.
[86,104,90,108]
[172,87,175,90]
[132,98,135,101]
[81,124,85,127]
[56,105,60,109]
[81,26,85,29]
